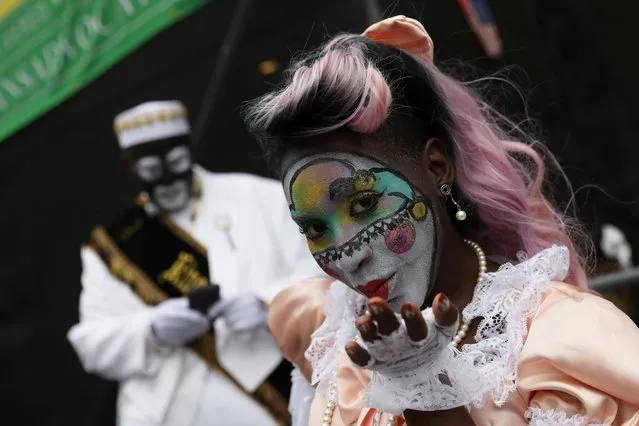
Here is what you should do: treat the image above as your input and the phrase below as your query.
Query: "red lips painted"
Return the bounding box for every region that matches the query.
[357,277,391,300]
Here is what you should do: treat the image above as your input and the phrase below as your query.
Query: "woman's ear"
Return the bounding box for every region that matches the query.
[422,138,454,187]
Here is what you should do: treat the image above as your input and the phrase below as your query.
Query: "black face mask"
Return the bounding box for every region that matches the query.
[124,135,194,213]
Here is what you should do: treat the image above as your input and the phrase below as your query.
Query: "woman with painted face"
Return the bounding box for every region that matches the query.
[244,16,639,426]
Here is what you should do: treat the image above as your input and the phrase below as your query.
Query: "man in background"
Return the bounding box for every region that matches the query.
[68,101,322,426]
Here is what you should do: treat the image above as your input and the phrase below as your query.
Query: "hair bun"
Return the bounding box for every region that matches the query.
[347,67,392,133]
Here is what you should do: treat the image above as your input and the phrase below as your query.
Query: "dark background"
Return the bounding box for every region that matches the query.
[1,0,636,424]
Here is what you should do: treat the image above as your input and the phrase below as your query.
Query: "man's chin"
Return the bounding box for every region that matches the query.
[153,195,191,214]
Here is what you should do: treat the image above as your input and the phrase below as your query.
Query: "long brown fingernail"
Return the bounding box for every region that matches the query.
[438,294,450,313]
[357,322,370,333]
[403,304,417,319]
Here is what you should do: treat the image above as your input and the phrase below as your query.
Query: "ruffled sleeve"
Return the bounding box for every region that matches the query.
[269,278,406,426]
[518,282,639,425]
[268,276,332,381]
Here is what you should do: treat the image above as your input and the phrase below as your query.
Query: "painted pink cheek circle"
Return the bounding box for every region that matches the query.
[384,221,416,254]
[317,259,340,279]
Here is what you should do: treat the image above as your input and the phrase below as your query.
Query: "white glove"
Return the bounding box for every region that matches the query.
[361,308,459,375]
[207,294,268,332]
[151,298,210,346]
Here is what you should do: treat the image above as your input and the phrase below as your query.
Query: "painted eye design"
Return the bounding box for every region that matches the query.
[350,192,382,216]
[135,156,163,182]
[166,146,192,174]
[300,221,328,241]
[353,170,376,191]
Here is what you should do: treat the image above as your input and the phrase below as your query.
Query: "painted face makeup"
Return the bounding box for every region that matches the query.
[131,142,193,213]
[283,152,437,310]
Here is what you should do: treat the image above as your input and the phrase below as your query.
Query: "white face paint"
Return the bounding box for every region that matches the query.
[135,156,163,182]
[165,146,191,174]
[133,144,193,213]
[283,152,437,310]
[152,180,191,212]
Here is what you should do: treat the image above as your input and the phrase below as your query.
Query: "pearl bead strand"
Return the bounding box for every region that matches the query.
[322,387,336,426]
[322,384,397,426]
[451,239,487,348]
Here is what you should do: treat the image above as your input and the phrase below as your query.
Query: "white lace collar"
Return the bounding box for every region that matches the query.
[305,245,570,412]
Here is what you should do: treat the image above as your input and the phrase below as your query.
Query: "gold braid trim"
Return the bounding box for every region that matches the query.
[90,227,219,368]
[88,225,290,425]
[187,332,221,371]
[188,333,290,425]
[157,214,207,256]
[161,215,289,423]
[253,382,292,426]
[90,226,167,305]
[208,349,291,425]
[113,107,187,133]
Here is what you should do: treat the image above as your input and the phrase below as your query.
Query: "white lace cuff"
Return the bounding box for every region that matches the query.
[525,407,605,426]
[305,247,571,415]
[365,246,570,413]
[289,366,316,426]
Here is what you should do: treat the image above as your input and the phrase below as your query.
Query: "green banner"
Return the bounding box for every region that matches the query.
[0,0,209,143]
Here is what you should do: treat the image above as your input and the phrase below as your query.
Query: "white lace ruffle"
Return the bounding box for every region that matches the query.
[366,245,570,412]
[525,407,605,426]
[306,245,570,413]
[305,280,367,396]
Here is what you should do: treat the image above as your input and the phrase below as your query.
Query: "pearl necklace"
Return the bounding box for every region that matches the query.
[451,239,487,348]
[321,239,486,425]
[321,383,397,426]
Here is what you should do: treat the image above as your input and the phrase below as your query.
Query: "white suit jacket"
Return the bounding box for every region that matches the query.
[67,167,323,425]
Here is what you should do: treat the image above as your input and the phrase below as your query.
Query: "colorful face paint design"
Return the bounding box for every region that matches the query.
[283,152,436,310]
[385,221,416,254]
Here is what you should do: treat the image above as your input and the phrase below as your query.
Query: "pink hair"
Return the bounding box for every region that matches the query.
[245,35,591,287]
[248,38,392,136]
[429,65,589,287]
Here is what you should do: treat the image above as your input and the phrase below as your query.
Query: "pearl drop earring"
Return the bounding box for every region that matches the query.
[440,184,467,221]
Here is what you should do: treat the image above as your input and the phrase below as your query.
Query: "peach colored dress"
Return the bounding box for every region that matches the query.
[270,248,639,426]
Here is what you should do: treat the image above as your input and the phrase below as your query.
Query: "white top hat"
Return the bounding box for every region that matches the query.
[114,100,191,149]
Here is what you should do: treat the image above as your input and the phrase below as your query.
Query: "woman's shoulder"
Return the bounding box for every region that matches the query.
[268,277,334,380]
[519,280,639,405]
[535,280,630,324]
[530,280,638,355]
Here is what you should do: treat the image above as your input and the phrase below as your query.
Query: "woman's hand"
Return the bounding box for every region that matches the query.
[345,293,459,372]
[345,294,475,425]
